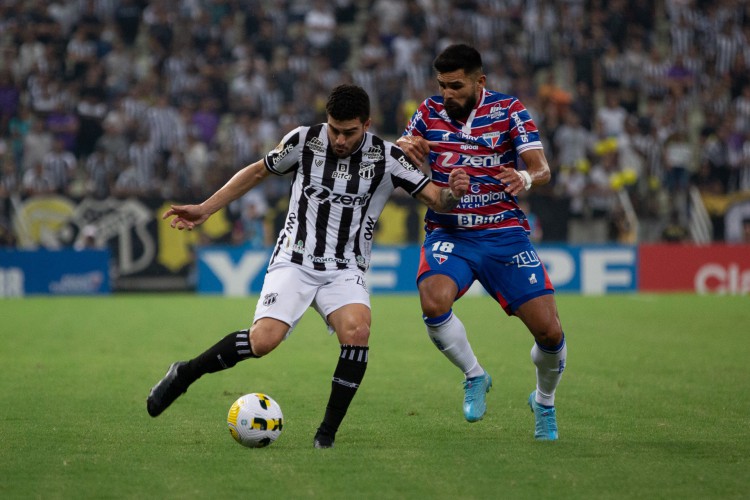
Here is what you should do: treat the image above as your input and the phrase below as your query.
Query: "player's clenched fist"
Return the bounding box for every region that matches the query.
[448,168,469,199]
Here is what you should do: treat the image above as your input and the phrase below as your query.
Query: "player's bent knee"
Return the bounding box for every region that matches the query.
[418,275,457,318]
[249,321,288,357]
[419,292,454,318]
[531,324,564,348]
[250,336,284,357]
[337,323,370,346]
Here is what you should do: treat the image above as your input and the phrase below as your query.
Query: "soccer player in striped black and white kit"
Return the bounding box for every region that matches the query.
[147,84,470,448]
[397,44,567,440]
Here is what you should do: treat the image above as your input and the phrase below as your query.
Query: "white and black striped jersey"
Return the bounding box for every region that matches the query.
[263,123,430,272]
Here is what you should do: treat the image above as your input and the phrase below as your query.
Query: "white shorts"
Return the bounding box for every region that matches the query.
[252,262,370,337]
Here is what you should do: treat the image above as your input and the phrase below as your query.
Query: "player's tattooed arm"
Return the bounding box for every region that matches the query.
[439,187,463,211]
[417,168,469,213]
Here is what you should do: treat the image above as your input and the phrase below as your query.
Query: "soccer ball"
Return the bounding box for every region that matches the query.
[227,393,284,448]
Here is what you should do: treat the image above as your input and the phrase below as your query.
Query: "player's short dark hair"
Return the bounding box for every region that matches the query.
[326,84,370,123]
[433,43,483,74]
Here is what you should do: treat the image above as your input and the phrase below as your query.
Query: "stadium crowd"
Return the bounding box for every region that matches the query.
[1,0,749,247]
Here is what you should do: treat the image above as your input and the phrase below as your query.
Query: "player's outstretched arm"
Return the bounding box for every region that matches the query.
[416,168,469,213]
[162,159,270,231]
[162,204,209,230]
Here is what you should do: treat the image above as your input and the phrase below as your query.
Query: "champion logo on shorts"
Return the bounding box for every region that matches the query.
[263,293,278,306]
[433,254,448,265]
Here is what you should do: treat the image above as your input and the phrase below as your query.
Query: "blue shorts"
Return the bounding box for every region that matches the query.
[417,228,554,315]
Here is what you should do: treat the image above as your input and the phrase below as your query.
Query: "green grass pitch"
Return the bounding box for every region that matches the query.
[1,293,748,499]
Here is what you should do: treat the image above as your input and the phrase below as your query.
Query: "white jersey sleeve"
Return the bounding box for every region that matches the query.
[264,126,307,175]
[385,145,431,197]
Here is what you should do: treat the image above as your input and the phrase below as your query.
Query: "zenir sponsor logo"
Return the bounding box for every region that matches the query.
[303,185,371,206]
[436,152,504,168]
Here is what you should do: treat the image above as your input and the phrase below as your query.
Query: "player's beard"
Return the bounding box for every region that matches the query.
[333,134,365,158]
[444,92,478,122]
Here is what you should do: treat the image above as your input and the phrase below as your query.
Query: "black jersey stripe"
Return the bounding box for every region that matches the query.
[352,136,386,270]
[311,147,339,270]
[291,125,323,265]
[334,147,364,269]
[335,206,355,270]
[345,147,363,194]
[269,232,286,266]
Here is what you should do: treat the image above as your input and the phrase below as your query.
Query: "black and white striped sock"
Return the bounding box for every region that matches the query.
[185,330,257,383]
[320,344,369,436]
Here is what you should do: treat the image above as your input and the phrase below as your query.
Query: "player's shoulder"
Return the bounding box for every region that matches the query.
[265,124,322,173]
[424,95,444,109]
[295,122,325,138]
[427,94,443,104]
[420,96,450,121]
[368,134,419,170]
[278,123,327,150]
[483,89,520,106]
[367,132,401,159]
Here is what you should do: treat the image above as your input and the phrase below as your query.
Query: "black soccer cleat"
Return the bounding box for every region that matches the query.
[146,361,190,417]
[313,424,336,449]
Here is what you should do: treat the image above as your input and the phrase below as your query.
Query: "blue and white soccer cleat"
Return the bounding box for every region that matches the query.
[528,390,558,440]
[463,371,492,422]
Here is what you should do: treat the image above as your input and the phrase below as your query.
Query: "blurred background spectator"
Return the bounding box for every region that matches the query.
[1,0,749,249]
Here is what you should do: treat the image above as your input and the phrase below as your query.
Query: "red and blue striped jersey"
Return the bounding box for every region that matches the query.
[403,89,543,233]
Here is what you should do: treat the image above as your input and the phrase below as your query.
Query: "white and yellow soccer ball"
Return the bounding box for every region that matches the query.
[227,393,284,448]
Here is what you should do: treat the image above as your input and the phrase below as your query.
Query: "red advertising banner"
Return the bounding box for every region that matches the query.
[639,244,750,294]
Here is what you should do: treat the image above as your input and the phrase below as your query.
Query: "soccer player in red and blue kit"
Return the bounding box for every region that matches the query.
[397,43,567,440]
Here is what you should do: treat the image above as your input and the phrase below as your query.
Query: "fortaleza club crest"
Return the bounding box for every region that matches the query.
[433,254,449,265]
[359,162,375,179]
